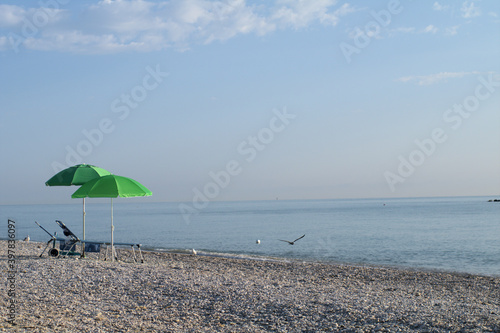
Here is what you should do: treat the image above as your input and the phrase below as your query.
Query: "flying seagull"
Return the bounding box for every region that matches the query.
[279,234,305,245]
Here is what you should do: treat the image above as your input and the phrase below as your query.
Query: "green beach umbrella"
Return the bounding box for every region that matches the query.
[72,175,152,261]
[71,174,152,198]
[46,164,111,255]
[45,164,111,186]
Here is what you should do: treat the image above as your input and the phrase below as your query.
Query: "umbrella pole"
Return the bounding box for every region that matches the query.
[111,198,115,262]
[81,198,86,258]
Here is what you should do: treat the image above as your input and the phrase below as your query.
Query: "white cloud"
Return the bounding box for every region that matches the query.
[23,30,164,53]
[388,25,440,37]
[0,35,9,50]
[0,5,26,27]
[191,0,276,43]
[461,1,481,18]
[389,24,461,38]
[432,2,449,11]
[0,0,355,53]
[423,24,438,34]
[445,25,459,36]
[334,3,356,17]
[396,71,481,85]
[0,4,67,28]
[272,0,353,28]
[86,0,159,33]
[388,27,416,35]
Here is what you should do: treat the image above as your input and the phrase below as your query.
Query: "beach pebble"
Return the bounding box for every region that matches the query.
[1,241,499,332]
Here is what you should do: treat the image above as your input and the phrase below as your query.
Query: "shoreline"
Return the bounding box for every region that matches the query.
[145,246,500,279]
[142,243,500,280]
[2,238,500,278]
[1,241,499,332]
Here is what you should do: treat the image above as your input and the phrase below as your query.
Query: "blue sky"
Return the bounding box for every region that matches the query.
[0,0,499,205]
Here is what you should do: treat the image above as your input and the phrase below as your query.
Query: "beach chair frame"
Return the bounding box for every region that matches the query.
[101,243,144,263]
[35,221,145,263]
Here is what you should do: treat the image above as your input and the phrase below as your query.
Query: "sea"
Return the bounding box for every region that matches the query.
[2,196,499,277]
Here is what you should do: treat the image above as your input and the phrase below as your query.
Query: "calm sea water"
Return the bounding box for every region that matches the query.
[2,196,499,276]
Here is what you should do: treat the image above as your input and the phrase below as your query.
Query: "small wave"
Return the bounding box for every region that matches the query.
[143,247,289,263]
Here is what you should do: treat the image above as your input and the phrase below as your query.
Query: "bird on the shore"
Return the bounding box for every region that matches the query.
[191,249,197,255]
[23,235,30,242]
[279,234,305,245]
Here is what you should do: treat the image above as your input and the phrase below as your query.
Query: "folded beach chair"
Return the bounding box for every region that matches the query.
[55,220,79,241]
[52,220,81,257]
[35,220,144,262]
[36,220,81,257]
[57,239,80,256]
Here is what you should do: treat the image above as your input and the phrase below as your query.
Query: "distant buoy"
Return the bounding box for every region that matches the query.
[256,239,260,244]
[191,249,197,255]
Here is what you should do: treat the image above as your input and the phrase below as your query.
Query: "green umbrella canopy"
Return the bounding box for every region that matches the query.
[46,164,111,186]
[71,174,152,261]
[46,164,112,256]
[71,175,152,198]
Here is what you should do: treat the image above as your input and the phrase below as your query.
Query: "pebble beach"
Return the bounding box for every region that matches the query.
[1,241,499,332]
